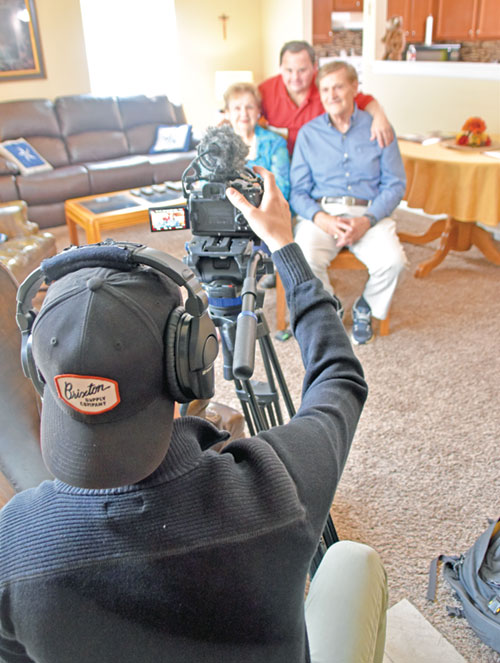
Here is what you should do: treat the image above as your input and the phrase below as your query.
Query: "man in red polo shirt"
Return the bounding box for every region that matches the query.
[259,40,393,154]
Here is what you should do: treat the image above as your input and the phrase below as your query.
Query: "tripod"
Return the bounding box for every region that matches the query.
[186,240,338,576]
[212,297,294,436]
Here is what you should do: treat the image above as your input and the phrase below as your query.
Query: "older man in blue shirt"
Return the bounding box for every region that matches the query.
[290,61,407,344]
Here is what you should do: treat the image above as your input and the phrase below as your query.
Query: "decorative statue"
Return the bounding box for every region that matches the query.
[382,15,406,61]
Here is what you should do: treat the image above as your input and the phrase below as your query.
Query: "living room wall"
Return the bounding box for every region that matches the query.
[0,0,90,102]
[174,0,263,130]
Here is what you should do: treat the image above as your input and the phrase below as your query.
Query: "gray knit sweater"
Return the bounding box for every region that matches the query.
[0,242,367,662]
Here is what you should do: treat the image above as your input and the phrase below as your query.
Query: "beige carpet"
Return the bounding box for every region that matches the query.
[49,209,500,663]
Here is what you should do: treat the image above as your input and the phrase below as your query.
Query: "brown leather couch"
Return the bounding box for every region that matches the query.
[0,94,197,229]
[0,200,56,284]
[0,262,53,503]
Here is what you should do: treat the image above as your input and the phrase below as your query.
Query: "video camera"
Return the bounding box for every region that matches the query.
[149,125,271,289]
[150,125,263,240]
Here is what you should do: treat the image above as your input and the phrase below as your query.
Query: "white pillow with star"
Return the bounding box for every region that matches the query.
[0,138,53,175]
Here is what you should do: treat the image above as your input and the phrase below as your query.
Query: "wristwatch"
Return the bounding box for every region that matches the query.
[365,214,378,228]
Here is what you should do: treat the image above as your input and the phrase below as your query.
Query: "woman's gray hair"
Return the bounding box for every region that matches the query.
[223,83,261,111]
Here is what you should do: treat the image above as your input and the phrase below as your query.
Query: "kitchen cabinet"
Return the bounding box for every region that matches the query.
[387,0,435,43]
[473,0,500,40]
[435,0,500,41]
[313,0,333,44]
[332,0,363,9]
[435,0,477,40]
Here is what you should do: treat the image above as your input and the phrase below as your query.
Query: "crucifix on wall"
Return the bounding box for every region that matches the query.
[218,13,229,40]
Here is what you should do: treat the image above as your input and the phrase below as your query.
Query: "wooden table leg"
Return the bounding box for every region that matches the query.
[413,217,457,277]
[65,212,80,246]
[470,224,500,266]
[86,221,102,245]
[398,218,447,246]
[399,217,500,277]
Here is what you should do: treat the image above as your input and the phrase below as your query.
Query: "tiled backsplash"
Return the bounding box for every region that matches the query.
[460,40,500,62]
[314,31,500,63]
[314,31,363,59]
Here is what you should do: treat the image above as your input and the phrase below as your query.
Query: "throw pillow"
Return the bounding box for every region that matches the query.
[0,139,53,176]
[150,124,192,153]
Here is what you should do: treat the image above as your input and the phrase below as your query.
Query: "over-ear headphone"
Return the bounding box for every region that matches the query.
[16,240,219,403]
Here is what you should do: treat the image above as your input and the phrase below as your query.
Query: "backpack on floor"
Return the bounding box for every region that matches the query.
[427,517,500,654]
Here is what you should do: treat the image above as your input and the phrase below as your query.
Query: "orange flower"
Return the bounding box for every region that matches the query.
[462,117,486,134]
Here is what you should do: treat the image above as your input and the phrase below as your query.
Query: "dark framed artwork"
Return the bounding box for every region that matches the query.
[0,0,46,81]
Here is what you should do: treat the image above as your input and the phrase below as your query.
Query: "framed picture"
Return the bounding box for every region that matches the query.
[0,0,46,81]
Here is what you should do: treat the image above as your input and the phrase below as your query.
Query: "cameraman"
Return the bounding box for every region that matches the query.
[0,167,386,663]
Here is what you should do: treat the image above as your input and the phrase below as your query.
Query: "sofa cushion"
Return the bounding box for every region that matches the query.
[84,156,153,195]
[56,95,123,135]
[55,95,129,163]
[0,157,19,176]
[118,95,176,127]
[0,175,20,202]
[0,99,69,168]
[117,95,177,154]
[65,131,129,164]
[150,125,192,153]
[0,139,53,176]
[16,165,90,206]
[28,203,66,230]
[149,150,197,184]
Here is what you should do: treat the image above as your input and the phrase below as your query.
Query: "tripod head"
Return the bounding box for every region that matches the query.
[184,235,272,380]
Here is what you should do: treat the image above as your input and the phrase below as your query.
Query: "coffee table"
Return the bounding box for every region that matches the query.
[64,184,186,245]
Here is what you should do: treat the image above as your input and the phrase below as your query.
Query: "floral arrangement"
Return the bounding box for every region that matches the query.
[456,117,491,147]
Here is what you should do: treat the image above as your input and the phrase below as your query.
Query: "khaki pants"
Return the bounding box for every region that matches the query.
[305,541,388,663]
[294,204,407,320]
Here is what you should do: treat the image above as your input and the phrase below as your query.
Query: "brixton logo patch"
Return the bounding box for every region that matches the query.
[54,375,120,414]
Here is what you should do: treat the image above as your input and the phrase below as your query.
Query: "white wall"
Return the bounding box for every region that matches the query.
[175,0,264,131]
[260,0,311,79]
[363,65,500,135]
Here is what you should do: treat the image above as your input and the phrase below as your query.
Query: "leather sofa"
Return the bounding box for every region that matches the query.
[0,94,197,229]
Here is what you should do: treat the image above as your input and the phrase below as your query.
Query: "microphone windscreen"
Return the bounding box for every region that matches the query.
[197,125,249,179]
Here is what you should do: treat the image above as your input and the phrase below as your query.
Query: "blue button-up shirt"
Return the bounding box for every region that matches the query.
[290,106,406,223]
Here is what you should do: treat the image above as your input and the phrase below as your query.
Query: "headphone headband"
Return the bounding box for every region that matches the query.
[16,240,218,402]
[17,241,208,332]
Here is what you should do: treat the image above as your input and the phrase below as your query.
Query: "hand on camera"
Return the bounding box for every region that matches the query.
[226,166,293,253]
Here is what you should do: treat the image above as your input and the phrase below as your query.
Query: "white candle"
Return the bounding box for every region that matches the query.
[425,15,433,46]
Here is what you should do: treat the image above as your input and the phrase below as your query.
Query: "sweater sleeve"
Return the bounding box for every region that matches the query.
[252,243,368,538]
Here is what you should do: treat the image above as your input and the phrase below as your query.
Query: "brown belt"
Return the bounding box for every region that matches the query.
[316,196,371,206]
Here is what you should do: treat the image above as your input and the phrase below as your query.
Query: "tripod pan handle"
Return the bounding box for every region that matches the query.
[233,311,258,379]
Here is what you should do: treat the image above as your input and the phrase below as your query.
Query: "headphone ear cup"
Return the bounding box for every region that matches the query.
[20,315,45,396]
[165,305,218,404]
[164,306,191,403]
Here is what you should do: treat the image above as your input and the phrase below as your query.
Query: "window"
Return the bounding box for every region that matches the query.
[79,0,180,99]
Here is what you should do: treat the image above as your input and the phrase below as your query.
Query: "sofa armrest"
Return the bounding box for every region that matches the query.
[0,200,39,238]
[0,156,19,176]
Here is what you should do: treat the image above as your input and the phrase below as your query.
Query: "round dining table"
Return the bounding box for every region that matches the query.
[398,138,500,277]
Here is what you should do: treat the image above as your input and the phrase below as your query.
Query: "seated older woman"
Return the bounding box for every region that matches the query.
[224,83,290,288]
[223,82,290,201]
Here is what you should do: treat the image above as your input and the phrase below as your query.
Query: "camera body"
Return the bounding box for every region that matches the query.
[187,170,263,238]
